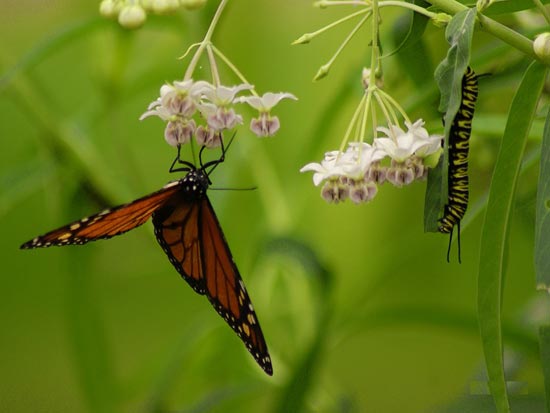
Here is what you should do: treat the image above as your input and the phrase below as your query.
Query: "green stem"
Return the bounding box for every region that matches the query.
[426,0,536,60]
[534,0,550,24]
[378,0,438,18]
[206,44,221,86]
[184,0,229,80]
[293,8,369,44]
[316,12,370,80]
[211,45,259,96]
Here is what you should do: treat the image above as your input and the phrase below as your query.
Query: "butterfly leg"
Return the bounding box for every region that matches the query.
[170,145,196,173]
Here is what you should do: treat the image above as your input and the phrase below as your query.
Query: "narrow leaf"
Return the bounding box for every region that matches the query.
[388,0,432,81]
[540,325,550,413]
[484,0,550,15]
[66,250,118,413]
[535,108,550,292]
[478,61,548,413]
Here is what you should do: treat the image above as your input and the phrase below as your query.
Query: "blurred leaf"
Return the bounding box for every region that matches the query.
[300,62,362,160]
[267,237,332,413]
[9,73,132,205]
[424,8,476,232]
[0,17,107,93]
[433,395,548,413]
[478,60,547,413]
[474,114,545,139]
[264,237,332,292]
[424,157,444,232]
[66,250,118,413]
[389,1,433,87]
[0,158,56,218]
[535,108,550,293]
[483,0,550,15]
[541,325,550,412]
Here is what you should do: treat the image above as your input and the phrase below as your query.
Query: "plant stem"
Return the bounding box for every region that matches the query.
[184,0,229,80]
[426,0,536,60]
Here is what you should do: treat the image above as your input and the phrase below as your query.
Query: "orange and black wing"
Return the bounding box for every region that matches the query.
[152,196,273,375]
[20,183,181,249]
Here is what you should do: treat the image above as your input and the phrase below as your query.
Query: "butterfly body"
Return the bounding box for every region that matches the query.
[20,163,273,375]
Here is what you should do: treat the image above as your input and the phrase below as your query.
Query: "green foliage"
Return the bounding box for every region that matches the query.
[2,1,550,413]
[478,61,548,413]
[535,109,550,292]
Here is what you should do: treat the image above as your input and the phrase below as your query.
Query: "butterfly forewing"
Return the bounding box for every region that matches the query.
[20,184,181,249]
[152,188,273,375]
[200,197,272,375]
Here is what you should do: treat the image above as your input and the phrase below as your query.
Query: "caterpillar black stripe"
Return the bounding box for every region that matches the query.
[438,66,478,262]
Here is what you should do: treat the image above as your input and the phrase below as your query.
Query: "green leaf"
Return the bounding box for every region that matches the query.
[478,61,548,413]
[268,237,332,413]
[483,0,550,15]
[540,325,550,413]
[388,1,432,85]
[66,250,119,413]
[0,159,56,218]
[535,108,550,293]
[0,17,107,93]
[424,8,476,232]
[424,157,444,232]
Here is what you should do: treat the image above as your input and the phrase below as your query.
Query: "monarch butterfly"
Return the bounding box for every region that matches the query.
[438,66,478,263]
[20,142,273,376]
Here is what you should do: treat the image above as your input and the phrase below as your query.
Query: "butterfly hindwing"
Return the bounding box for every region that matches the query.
[152,194,206,293]
[152,193,273,375]
[20,183,180,249]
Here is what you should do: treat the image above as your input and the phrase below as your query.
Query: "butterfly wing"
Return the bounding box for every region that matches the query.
[152,195,273,375]
[20,182,181,249]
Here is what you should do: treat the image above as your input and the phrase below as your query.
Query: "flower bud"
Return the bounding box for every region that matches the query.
[99,0,120,18]
[152,0,180,14]
[534,33,550,63]
[432,13,451,28]
[118,5,146,29]
[476,0,495,13]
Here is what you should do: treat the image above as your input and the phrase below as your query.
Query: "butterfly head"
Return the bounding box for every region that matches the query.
[181,169,210,198]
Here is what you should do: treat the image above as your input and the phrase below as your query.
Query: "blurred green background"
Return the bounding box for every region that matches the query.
[1,1,549,412]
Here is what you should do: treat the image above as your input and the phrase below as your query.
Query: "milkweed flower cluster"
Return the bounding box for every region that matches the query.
[99,0,207,29]
[140,79,297,148]
[300,120,442,204]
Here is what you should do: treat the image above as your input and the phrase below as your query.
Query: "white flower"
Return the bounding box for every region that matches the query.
[140,79,211,121]
[405,119,442,158]
[195,126,222,148]
[321,180,349,203]
[342,142,386,179]
[199,104,243,131]
[375,119,439,163]
[238,92,297,112]
[201,83,253,106]
[250,114,280,137]
[300,151,347,186]
[164,119,196,147]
